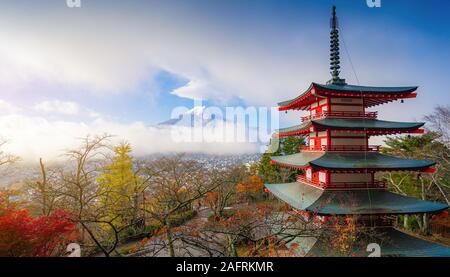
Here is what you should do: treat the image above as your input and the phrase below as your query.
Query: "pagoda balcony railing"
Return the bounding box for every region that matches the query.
[301,111,378,122]
[297,175,387,189]
[297,175,326,189]
[299,145,381,152]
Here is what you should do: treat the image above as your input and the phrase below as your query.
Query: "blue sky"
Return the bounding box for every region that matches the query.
[0,0,449,161]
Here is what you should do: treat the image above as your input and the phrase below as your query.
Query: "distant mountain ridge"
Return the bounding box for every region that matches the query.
[158,106,222,127]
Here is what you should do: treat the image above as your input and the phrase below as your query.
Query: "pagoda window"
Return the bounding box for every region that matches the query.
[306,168,312,180]
[318,171,327,183]
[319,99,328,106]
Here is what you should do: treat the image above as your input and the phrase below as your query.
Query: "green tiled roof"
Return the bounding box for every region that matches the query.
[277,118,424,135]
[277,121,312,134]
[306,227,450,257]
[264,182,449,216]
[271,152,435,170]
[313,118,424,130]
[265,183,323,210]
[308,189,449,215]
[278,82,417,107]
[310,152,435,170]
[271,152,324,167]
[277,84,314,107]
[313,82,417,94]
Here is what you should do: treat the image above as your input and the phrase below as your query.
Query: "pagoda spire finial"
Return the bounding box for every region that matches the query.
[327,6,346,85]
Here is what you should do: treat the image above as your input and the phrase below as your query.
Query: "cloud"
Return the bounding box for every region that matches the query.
[0,1,327,105]
[0,0,443,156]
[0,0,441,117]
[34,100,80,115]
[0,100,21,114]
[0,113,261,163]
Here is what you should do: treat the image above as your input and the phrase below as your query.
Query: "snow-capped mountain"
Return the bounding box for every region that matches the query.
[158,106,222,127]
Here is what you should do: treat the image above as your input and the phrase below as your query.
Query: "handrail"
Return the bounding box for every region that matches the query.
[297,175,387,189]
[297,175,326,189]
[301,111,378,122]
[299,145,381,152]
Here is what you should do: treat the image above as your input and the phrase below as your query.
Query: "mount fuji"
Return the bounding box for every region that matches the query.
[158,106,223,127]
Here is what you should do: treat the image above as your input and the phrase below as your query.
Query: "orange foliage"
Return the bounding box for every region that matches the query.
[330,216,357,255]
[204,191,219,206]
[129,237,150,254]
[236,176,264,194]
[236,183,246,193]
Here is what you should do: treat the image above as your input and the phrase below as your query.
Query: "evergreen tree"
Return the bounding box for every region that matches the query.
[259,136,305,183]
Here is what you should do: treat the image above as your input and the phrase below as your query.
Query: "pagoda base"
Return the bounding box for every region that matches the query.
[301,227,450,257]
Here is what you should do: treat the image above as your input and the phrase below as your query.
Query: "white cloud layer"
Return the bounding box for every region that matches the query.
[34,100,80,115]
[0,113,261,164]
[0,1,328,105]
[0,1,444,163]
[0,100,21,114]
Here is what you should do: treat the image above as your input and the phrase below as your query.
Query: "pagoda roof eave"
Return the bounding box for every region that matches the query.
[313,82,418,94]
[313,118,425,130]
[306,227,450,257]
[310,152,436,170]
[265,182,323,211]
[264,182,449,216]
[276,118,425,137]
[276,121,312,137]
[271,152,436,171]
[271,152,325,168]
[278,83,418,111]
[277,83,317,111]
[308,188,449,215]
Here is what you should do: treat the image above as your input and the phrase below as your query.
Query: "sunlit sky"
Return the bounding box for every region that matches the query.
[0,0,449,162]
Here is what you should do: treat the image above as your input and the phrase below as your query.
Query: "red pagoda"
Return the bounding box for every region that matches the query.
[265,6,450,257]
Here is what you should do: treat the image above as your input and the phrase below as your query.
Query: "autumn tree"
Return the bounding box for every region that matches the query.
[0,188,22,216]
[166,203,319,257]
[53,135,137,256]
[203,165,248,219]
[382,131,450,235]
[97,143,143,230]
[236,175,264,201]
[26,158,63,216]
[0,139,20,167]
[142,155,221,257]
[0,208,77,257]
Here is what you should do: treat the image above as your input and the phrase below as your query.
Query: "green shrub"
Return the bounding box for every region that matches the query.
[168,210,197,226]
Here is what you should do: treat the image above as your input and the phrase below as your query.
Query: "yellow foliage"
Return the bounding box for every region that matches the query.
[97,143,142,227]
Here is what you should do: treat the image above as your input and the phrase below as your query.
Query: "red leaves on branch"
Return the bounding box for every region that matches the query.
[0,208,78,257]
